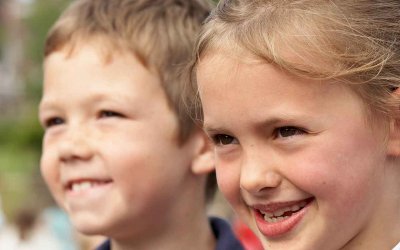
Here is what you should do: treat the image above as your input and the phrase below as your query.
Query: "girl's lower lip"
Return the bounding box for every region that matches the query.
[254,199,313,238]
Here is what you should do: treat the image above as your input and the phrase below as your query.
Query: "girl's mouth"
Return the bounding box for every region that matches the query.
[259,198,312,222]
[253,197,314,238]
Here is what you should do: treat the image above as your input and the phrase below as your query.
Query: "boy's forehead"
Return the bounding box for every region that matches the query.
[42,40,165,94]
[46,36,130,65]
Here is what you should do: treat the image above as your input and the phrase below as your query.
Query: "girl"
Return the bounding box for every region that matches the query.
[189,1,400,249]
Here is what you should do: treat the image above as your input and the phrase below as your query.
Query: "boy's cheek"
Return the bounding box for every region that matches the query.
[40,152,62,199]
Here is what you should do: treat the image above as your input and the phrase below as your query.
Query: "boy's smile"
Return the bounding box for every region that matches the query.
[65,179,112,193]
[197,52,392,249]
[63,175,113,201]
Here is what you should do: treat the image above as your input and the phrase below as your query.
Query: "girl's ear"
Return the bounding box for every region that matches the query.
[387,118,400,157]
[191,130,215,175]
[387,88,400,156]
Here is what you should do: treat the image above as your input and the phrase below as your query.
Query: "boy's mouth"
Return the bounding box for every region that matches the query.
[66,179,112,192]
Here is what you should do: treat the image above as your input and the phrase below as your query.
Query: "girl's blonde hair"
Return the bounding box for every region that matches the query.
[189,0,400,122]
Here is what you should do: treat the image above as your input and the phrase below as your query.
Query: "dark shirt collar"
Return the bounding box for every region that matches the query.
[96,217,244,250]
[210,216,244,250]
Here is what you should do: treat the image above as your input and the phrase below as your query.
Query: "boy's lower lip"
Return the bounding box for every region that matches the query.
[254,198,313,238]
[65,181,113,206]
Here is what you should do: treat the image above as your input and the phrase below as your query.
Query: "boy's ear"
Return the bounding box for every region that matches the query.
[191,130,215,175]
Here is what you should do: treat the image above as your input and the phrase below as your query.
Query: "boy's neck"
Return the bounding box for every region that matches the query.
[110,180,216,250]
[111,213,215,250]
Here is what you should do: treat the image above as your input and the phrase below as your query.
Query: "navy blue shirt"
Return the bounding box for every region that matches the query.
[96,217,244,250]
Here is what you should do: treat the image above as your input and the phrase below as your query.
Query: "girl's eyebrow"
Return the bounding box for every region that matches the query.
[202,117,281,134]
[202,123,229,135]
[203,113,314,134]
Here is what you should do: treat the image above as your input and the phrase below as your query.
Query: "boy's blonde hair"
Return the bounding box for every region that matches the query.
[190,0,400,122]
[45,0,212,143]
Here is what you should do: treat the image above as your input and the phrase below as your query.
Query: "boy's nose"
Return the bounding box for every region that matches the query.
[239,150,282,194]
[58,125,94,162]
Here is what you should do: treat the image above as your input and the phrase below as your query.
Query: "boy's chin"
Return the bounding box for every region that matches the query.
[68,211,111,235]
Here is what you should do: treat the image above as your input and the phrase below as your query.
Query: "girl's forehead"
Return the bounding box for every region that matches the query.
[199,46,263,70]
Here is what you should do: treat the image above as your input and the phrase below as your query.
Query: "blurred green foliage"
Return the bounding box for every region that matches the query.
[0,1,6,58]
[26,0,68,62]
[24,0,70,104]
[0,0,69,220]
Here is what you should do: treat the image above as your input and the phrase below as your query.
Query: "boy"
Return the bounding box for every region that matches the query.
[189,0,400,249]
[38,0,244,249]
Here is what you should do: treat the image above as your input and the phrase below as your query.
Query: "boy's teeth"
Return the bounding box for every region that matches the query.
[71,181,93,192]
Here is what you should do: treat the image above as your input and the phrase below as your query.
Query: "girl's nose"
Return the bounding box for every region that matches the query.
[239,150,282,194]
[58,125,94,162]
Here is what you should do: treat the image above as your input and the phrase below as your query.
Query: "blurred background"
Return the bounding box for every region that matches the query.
[0,0,65,218]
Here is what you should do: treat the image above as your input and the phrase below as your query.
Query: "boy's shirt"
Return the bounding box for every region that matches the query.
[209,217,244,250]
[96,217,244,250]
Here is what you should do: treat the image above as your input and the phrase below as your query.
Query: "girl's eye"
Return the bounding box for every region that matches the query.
[45,117,64,128]
[275,126,305,138]
[211,134,238,146]
[99,110,124,118]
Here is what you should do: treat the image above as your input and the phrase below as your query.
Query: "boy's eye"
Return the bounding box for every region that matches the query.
[45,117,64,128]
[211,134,238,146]
[99,110,124,118]
[275,126,305,138]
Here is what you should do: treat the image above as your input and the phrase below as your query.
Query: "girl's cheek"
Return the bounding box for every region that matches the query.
[216,163,241,202]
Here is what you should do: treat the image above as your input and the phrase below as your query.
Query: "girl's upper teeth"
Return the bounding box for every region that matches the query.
[260,201,307,218]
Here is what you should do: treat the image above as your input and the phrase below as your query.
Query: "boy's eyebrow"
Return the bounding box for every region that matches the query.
[39,92,130,110]
[38,98,57,112]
